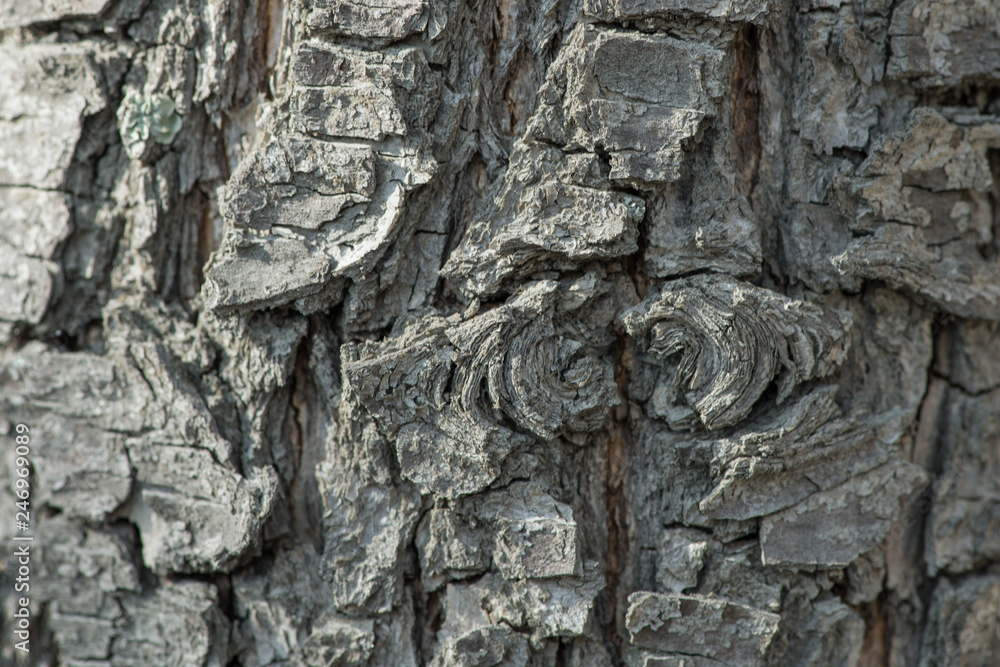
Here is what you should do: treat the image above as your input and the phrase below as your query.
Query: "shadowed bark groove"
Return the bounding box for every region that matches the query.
[731,23,761,200]
[2,0,1000,665]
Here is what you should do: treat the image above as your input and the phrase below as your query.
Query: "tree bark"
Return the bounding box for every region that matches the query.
[1,0,999,665]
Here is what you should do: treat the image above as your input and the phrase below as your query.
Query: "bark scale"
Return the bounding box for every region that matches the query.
[1,0,999,665]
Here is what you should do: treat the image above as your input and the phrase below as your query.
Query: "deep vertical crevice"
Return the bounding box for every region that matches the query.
[602,332,633,664]
[858,593,890,667]
[731,23,761,202]
[197,184,222,285]
[435,153,489,306]
[180,185,210,300]
[262,0,286,99]
[980,148,1000,262]
[601,251,646,664]
[287,323,323,552]
[405,539,428,666]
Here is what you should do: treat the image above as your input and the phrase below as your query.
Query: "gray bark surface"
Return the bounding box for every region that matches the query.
[0,0,999,665]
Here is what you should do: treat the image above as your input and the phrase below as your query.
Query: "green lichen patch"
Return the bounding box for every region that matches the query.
[117,91,183,158]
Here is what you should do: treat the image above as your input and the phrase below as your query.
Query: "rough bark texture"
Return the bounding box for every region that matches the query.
[1,0,999,665]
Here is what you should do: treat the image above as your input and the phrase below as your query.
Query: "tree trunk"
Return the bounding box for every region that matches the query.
[1,0,999,665]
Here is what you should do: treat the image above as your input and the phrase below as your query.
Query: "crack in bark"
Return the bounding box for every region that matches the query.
[732,23,762,202]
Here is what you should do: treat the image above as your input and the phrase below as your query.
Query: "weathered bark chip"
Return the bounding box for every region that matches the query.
[4,0,1000,662]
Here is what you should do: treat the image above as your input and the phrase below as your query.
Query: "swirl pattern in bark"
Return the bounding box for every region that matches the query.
[623,275,852,430]
[343,278,619,497]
